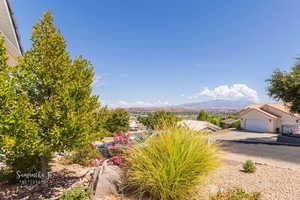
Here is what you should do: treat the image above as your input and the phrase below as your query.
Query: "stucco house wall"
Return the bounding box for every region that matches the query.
[241,109,276,133]
[240,103,300,134]
[0,0,22,65]
[262,105,299,132]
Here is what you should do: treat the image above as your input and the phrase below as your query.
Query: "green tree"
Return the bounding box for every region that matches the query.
[0,35,41,180]
[137,115,149,127]
[105,109,130,133]
[207,115,221,126]
[141,111,180,130]
[227,114,239,119]
[9,11,101,179]
[94,106,112,137]
[196,110,221,126]
[197,110,208,121]
[267,59,300,113]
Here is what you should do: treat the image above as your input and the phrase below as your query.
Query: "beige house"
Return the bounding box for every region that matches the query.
[240,103,300,134]
[0,0,22,65]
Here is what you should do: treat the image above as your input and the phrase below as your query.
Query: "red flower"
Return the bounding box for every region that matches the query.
[109,156,122,165]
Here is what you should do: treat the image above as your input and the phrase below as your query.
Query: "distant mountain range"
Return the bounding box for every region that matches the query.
[123,99,256,112]
[177,99,255,109]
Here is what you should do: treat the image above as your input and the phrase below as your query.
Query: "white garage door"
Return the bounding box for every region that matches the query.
[245,119,268,133]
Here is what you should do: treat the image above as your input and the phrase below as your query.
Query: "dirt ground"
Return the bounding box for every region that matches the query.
[0,159,92,200]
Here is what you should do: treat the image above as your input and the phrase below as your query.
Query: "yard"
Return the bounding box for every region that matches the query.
[2,134,300,200]
[211,159,300,200]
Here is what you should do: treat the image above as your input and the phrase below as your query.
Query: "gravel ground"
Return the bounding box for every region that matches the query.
[211,159,300,200]
[0,159,92,200]
[3,157,300,200]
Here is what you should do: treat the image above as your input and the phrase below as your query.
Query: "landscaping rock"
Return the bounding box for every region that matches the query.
[90,161,123,200]
[206,184,222,194]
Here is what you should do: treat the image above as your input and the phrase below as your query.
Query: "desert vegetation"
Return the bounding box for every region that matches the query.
[137,111,180,129]
[243,160,257,173]
[210,188,261,200]
[124,127,219,200]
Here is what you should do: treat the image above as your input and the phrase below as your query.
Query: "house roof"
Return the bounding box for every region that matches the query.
[240,107,279,119]
[178,120,221,132]
[0,0,23,55]
[264,103,300,118]
[6,0,23,54]
[240,103,300,119]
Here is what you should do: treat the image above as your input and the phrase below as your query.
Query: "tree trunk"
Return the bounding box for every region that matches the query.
[40,156,48,187]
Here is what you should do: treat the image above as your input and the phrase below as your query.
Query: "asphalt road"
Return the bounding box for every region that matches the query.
[221,141,300,170]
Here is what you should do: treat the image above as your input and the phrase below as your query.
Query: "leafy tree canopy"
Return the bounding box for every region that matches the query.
[197,110,209,121]
[267,59,300,113]
[105,109,130,133]
[0,10,103,177]
[138,111,180,130]
[196,110,221,126]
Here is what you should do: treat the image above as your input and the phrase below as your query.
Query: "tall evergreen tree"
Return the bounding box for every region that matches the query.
[14,10,101,177]
[197,110,208,121]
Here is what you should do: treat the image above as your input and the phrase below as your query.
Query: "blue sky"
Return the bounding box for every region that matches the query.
[11,0,300,107]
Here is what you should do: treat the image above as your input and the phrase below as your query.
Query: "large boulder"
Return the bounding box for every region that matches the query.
[89,161,123,200]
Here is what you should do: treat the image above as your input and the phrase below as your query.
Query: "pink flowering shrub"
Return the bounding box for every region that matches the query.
[96,131,133,165]
[112,131,131,144]
[90,156,104,167]
[109,156,122,165]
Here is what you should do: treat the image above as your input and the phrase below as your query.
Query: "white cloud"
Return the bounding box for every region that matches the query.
[107,100,171,108]
[189,84,259,102]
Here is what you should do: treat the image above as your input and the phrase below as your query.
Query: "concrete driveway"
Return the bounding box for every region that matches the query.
[212,130,278,143]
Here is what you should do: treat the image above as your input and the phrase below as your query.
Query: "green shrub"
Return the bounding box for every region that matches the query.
[207,115,221,126]
[243,160,256,173]
[62,145,101,166]
[105,109,130,133]
[230,120,241,129]
[124,127,219,200]
[56,186,91,200]
[227,115,239,120]
[210,188,261,200]
[138,111,180,130]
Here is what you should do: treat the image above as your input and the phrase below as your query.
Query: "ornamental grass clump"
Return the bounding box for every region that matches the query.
[210,188,261,200]
[124,127,219,200]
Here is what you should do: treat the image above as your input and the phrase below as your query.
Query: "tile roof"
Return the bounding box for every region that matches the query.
[241,103,300,119]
